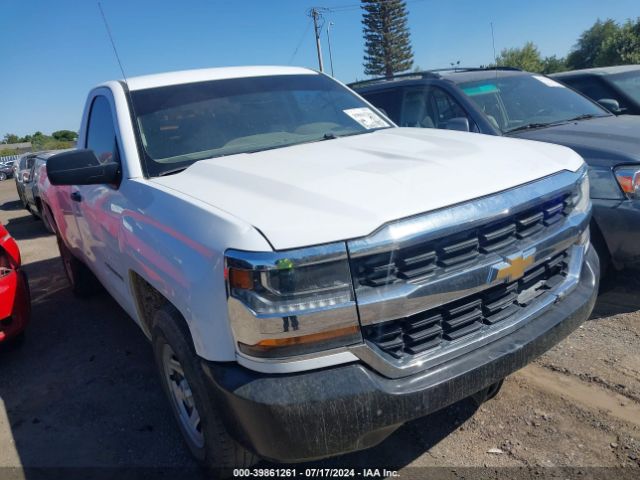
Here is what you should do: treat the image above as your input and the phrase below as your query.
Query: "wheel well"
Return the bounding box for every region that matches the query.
[590,219,613,272]
[590,220,610,256]
[129,272,194,345]
[41,201,58,233]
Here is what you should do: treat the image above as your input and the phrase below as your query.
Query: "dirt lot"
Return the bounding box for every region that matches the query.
[0,178,639,479]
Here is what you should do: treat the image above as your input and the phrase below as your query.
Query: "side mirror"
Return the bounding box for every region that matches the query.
[597,98,622,114]
[21,171,31,183]
[47,149,121,186]
[446,117,470,132]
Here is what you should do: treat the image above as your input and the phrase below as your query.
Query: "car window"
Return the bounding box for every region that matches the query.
[609,71,640,104]
[459,74,609,133]
[564,76,623,105]
[86,95,119,164]
[399,86,475,131]
[30,158,41,175]
[431,88,477,131]
[360,88,402,123]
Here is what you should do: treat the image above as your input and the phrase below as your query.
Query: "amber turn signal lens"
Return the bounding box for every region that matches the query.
[252,325,360,349]
[228,268,253,290]
[615,167,640,198]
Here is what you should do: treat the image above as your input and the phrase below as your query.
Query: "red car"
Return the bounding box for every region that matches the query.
[0,224,30,343]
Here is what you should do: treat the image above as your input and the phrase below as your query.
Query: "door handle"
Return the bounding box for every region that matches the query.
[70,191,82,202]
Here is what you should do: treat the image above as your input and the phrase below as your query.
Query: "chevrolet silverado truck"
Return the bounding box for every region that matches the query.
[43,66,598,469]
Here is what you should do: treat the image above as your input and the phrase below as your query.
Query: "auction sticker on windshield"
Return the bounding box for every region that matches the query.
[532,75,566,88]
[462,84,500,96]
[344,107,390,129]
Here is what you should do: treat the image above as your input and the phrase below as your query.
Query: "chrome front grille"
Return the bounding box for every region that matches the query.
[362,251,569,359]
[353,193,574,288]
[346,168,590,377]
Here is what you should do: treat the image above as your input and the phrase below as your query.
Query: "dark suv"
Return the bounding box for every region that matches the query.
[552,65,640,116]
[351,68,640,272]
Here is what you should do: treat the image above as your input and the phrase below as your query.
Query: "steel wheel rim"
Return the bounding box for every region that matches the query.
[162,344,205,448]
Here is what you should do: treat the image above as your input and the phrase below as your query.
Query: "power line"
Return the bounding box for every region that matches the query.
[289,17,313,64]
[319,0,430,14]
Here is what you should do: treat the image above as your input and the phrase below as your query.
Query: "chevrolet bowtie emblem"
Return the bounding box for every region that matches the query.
[488,249,536,283]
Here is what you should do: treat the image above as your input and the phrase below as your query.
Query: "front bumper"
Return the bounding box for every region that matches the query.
[202,245,599,463]
[593,199,640,268]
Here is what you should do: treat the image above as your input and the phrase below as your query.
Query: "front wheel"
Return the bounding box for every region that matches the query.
[0,172,6,181]
[152,305,257,472]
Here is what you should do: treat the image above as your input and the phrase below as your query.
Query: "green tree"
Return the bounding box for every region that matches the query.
[2,133,20,144]
[495,41,544,72]
[30,131,47,150]
[52,130,78,142]
[566,19,619,69]
[361,0,414,78]
[600,18,640,65]
[542,55,568,74]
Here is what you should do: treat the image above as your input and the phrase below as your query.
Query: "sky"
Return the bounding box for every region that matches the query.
[1,0,639,137]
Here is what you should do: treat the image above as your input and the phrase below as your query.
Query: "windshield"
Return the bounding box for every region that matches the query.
[130,74,391,176]
[609,70,640,104]
[458,74,609,134]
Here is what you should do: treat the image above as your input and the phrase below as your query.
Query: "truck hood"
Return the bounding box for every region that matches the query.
[508,115,640,168]
[151,128,583,250]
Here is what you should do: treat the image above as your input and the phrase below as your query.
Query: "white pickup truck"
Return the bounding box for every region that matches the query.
[43,66,598,469]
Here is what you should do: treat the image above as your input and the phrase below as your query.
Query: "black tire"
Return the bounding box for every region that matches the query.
[55,232,102,297]
[0,172,6,181]
[471,379,504,406]
[152,304,257,472]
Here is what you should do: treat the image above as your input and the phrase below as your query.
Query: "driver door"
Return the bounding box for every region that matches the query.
[75,93,129,306]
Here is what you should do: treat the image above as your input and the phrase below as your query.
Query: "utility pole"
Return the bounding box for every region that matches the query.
[309,8,324,72]
[326,22,335,77]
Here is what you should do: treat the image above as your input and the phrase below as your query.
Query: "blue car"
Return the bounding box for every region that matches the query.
[351,68,640,273]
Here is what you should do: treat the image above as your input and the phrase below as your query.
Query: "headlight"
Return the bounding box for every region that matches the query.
[574,165,590,213]
[225,243,361,358]
[614,165,640,199]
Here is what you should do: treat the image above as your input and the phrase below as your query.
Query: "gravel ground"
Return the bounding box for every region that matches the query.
[0,179,639,479]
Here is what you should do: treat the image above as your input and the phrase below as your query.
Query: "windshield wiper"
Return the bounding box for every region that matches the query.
[322,129,386,140]
[505,122,551,134]
[158,166,189,177]
[561,114,600,122]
